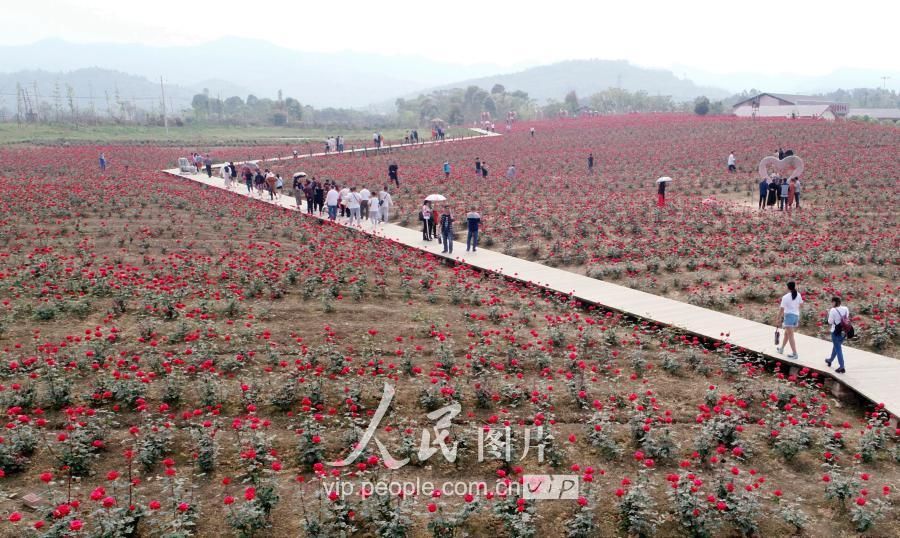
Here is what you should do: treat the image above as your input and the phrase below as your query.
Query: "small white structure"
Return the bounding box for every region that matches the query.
[732,93,848,120]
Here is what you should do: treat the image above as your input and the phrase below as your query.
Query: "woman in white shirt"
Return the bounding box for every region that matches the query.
[421,201,433,241]
[368,193,381,229]
[777,281,802,359]
[826,297,850,373]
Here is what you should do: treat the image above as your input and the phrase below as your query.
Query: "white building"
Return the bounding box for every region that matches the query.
[732,93,849,120]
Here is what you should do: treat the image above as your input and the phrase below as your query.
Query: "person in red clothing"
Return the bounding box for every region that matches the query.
[657,180,667,207]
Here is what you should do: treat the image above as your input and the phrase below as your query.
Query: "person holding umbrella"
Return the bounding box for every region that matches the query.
[656,177,672,207]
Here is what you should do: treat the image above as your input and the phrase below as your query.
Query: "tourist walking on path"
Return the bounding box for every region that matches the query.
[758,177,768,210]
[777,281,802,359]
[264,170,277,200]
[346,187,362,226]
[221,162,232,190]
[254,169,266,198]
[443,160,451,179]
[359,186,371,220]
[303,179,315,213]
[339,185,350,218]
[325,185,340,221]
[99,153,107,171]
[826,297,850,373]
[388,162,399,187]
[379,186,393,223]
[440,208,454,253]
[293,175,305,208]
[314,179,325,214]
[792,178,801,208]
[243,166,253,195]
[229,162,237,188]
[203,154,213,178]
[727,152,736,172]
[275,174,284,199]
[466,210,481,252]
[369,191,381,228]
[421,201,433,241]
[588,153,594,174]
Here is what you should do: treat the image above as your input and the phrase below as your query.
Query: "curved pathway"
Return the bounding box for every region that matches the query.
[163,131,899,423]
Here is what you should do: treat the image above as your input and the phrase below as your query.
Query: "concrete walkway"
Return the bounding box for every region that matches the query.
[163,137,899,421]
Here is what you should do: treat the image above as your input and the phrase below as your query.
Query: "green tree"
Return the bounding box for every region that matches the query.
[191,93,209,120]
[564,90,579,113]
[483,96,497,116]
[491,84,506,95]
[694,96,710,116]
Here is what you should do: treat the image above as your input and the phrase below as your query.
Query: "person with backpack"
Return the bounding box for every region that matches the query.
[777,281,802,359]
[826,297,851,373]
[346,187,362,226]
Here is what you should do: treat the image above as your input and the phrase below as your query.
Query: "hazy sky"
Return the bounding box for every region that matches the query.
[5,0,899,75]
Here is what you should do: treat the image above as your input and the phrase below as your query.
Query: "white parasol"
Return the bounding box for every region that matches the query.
[656,176,673,183]
[292,172,307,179]
[425,194,447,202]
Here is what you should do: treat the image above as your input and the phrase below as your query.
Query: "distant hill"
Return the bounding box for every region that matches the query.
[426,59,731,103]
[0,68,243,114]
[0,39,506,109]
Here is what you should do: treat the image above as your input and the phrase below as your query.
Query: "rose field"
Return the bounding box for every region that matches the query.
[273,115,899,357]
[0,119,897,537]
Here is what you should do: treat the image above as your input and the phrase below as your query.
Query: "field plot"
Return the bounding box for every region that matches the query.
[273,116,900,356]
[0,144,896,537]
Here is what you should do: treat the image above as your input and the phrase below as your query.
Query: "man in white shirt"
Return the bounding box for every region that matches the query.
[379,186,393,223]
[325,187,340,221]
[727,152,736,172]
[359,187,371,220]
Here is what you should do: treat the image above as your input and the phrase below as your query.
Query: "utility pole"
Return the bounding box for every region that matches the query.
[160,76,169,135]
[881,76,890,90]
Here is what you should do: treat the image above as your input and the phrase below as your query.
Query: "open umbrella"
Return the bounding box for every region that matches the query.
[293,172,307,179]
[425,194,447,202]
[656,176,673,183]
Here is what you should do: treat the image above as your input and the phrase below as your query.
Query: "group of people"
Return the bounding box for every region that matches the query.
[777,281,852,373]
[324,136,345,153]
[759,175,801,210]
[311,181,395,227]
[419,201,482,253]
[221,163,286,200]
[190,152,214,177]
[403,130,420,144]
